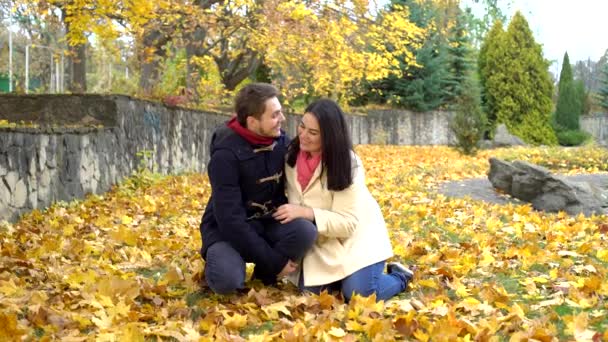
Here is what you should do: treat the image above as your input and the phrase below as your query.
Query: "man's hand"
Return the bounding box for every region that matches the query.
[278,260,298,278]
[273,204,314,224]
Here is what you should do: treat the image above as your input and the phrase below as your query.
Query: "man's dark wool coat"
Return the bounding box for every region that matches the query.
[200,124,290,276]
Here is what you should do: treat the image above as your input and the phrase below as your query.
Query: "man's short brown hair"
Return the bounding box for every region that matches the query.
[234,83,280,126]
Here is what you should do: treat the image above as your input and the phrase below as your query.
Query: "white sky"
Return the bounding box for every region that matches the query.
[464,0,608,74]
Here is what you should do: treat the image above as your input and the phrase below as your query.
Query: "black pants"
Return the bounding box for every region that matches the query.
[204,218,317,294]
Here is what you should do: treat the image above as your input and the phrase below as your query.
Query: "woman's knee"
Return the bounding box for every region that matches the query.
[342,282,375,302]
[341,264,383,302]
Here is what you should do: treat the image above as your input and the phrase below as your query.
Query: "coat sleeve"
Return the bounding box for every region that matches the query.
[311,161,366,239]
[208,149,288,276]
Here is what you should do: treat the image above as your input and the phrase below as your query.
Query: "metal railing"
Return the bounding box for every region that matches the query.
[25,44,64,93]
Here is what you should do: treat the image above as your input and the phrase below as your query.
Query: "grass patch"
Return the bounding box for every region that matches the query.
[135,266,168,281]
[240,322,274,338]
[493,272,521,294]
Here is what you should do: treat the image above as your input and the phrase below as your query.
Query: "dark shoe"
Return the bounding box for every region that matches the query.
[387,262,414,282]
[251,266,277,286]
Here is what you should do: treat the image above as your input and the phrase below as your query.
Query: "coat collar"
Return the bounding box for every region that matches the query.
[294,162,323,194]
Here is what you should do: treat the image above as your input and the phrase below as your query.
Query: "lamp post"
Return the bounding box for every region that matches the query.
[8,0,13,92]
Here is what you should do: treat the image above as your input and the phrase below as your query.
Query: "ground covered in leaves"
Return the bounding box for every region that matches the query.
[1,146,608,341]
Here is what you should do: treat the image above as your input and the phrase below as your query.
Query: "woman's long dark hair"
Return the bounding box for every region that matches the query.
[286,99,353,191]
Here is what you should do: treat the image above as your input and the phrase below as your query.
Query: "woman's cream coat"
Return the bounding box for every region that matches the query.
[285,154,394,287]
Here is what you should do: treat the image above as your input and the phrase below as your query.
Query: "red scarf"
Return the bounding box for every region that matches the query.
[296,150,322,191]
[227,117,274,145]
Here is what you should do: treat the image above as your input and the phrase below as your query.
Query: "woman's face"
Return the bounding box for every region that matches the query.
[298,113,322,155]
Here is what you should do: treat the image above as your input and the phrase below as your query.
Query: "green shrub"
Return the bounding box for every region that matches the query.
[556,130,591,146]
[449,74,486,155]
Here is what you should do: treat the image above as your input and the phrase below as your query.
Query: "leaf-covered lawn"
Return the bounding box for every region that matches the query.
[1,146,607,341]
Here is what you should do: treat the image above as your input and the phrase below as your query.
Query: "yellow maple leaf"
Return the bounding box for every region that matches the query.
[63,224,76,236]
[596,249,608,262]
[221,312,248,330]
[162,265,185,286]
[457,297,480,312]
[181,320,201,341]
[120,323,145,342]
[417,278,438,289]
[550,268,559,279]
[141,195,157,213]
[0,312,26,340]
[327,327,346,338]
[121,215,134,225]
[455,284,471,298]
[96,294,115,307]
[413,329,430,342]
[345,320,365,332]
[91,309,113,329]
[110,226,139,246]
[478,248,496,267]
[532,276,549,284]
[0,279,22,297]
[565,312,597,342]
[107,300,131,319]
[262,301,291,320]
[65,270,98,289]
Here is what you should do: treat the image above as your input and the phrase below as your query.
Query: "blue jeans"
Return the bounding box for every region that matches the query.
[204,218,317,294]
[300,261,408,302]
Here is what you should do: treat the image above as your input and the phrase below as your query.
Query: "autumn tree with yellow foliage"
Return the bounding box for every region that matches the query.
[11,0,158,92]
[9,0,424,104]
[255,0,424,104]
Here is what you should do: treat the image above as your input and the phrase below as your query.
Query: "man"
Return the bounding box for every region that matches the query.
[200,83,317,294]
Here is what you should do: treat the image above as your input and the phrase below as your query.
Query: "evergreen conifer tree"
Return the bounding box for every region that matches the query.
[599,62,608,111]
[445,11,473,103]
[555,52,580,130]
[478,20,505,133]
[353,0,451,111]
[484,12,556,145]
[574,80,589,115]
[394,34,450,111]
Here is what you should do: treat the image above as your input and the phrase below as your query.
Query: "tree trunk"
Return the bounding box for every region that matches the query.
[63,8,87,93]
[214,48,260,91]
[139,28,169,95]
[185,27,208,96]
[68,43,87,93]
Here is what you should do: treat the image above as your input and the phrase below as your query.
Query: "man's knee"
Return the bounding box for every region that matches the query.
[204,242,246,294]
[292,219,318,246]
[206,267,245,294]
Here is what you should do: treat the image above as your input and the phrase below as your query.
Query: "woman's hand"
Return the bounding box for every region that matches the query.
[273,204,314,224]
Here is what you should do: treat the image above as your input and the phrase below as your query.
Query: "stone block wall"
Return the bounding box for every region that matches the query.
[0,94,459,222]
[0,95,228,222]
[580,113,608,144]
[366,109,455,145]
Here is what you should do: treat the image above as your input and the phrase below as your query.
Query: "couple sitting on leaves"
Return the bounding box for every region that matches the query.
[199,83,414,302]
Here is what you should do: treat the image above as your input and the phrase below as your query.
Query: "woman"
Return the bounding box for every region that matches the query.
[272,99,413,302]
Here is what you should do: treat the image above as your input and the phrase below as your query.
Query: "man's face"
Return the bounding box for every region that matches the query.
[248,97,285,138]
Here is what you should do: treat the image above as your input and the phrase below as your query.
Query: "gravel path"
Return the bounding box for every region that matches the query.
[438,173,608,205]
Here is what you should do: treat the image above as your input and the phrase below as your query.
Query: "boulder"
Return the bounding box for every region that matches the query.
[488,158,608,216]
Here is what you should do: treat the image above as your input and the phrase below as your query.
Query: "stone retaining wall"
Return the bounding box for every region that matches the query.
[2,94,605,222]
[0,95,227,221]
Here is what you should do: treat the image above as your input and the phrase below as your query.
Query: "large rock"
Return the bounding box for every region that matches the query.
[492,124,526,147]
[488,158,608,216]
